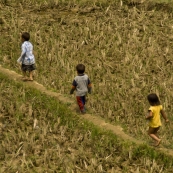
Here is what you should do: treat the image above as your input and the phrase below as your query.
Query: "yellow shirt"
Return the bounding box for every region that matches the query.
[148,105,163,128]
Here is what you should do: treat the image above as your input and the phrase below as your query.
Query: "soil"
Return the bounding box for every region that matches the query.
[0,65,173,158]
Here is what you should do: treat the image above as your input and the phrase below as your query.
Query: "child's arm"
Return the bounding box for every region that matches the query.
[70,86,76,94]
[146,110,153,119]
[17,44,26,63]
[70,80,77,94]
[88,78,92,94]
[21,44,26,57]
[88,83,92,94]
[160,110,169,122]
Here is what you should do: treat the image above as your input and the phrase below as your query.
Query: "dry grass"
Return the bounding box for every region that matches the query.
[0,0,173,156]
[0,74,173,172]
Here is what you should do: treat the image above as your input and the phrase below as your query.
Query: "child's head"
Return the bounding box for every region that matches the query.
[21,32,30,42]
[147,93,160,106]
[76,64,85,74]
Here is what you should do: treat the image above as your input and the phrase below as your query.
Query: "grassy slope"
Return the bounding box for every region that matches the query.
[1,1,173,171]
[0,72,173,172]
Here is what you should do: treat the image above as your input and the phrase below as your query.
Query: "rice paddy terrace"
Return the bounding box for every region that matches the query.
[1,0,173,172]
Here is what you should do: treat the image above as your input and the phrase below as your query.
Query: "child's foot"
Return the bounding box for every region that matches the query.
[22,77,28,81]
[149,141,155,146]
[155,139,162,147]
[81,109,86,114]
[28,78,33,81]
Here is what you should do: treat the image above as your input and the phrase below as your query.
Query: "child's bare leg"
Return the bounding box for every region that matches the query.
[22,71,28,80]
[154,132,160,140]
[29,71,33,81]
[154,127,161,146]
[23,71,26,77]
[148,127,161,146]
[149,134,161,143]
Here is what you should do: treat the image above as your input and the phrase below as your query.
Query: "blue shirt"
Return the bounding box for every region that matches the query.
[17,41,35,65]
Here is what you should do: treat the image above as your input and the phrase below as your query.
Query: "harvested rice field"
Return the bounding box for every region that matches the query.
[0,73,173,172]
[0,0,173,172]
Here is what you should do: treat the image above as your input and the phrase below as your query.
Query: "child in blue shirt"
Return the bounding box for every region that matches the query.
[17,32,36,81]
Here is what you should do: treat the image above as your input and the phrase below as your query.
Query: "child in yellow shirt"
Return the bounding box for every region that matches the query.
[146,93,169,146]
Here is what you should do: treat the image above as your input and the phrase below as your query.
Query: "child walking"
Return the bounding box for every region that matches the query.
[17,32,36,81]
[146,93,169,146]
[70,64,92,114]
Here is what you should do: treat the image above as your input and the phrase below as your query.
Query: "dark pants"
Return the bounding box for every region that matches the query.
[76,96,86,112]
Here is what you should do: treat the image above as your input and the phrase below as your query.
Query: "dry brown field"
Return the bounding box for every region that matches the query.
[0,0,173,172]
[0,73,172,172]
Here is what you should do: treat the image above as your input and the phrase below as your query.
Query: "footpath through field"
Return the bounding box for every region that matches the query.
[0,65,173,157]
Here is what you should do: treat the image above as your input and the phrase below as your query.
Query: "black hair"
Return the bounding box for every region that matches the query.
[76,64,85,74]
[147,93,161,106]
[21,32,30,41]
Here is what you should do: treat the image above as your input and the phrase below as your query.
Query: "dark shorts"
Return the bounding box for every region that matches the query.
[21,64,36,72]
[148,126,160,134]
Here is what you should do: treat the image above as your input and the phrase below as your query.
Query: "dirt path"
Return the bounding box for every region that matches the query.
[0,65,173,157]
